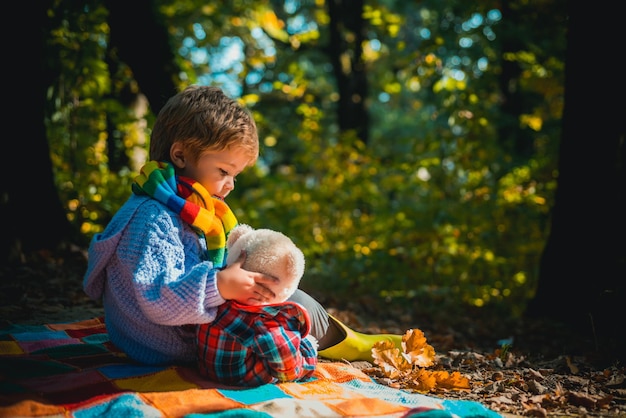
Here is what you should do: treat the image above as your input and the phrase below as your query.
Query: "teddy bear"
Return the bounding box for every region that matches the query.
[196,223,317,386]
[225,223,305,303]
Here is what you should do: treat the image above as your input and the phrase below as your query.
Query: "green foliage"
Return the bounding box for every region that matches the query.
[235,129,554,319]
[45,0,565,319]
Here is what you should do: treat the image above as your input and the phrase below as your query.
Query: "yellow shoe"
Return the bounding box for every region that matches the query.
[318,314,403,362]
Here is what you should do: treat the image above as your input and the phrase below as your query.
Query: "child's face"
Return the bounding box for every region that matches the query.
[179,147,252,200]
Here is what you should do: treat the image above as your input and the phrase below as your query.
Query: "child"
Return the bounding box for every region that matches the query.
[83,85,402,367]
[197,224,317,386]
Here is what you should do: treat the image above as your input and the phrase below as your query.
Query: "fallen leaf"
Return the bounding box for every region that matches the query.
[402,328,436,367]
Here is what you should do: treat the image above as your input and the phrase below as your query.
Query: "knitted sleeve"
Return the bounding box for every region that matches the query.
[116,199,226,325]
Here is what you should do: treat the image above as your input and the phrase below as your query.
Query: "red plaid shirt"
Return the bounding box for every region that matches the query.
[196,301,317,386]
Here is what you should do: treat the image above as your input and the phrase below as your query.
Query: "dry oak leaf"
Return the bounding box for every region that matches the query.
[371,329,436,371]
[429,370,471,390]
[371,329,471,393]
[402,328,436,367]
[371,340,411,379]
[405,368,438,392]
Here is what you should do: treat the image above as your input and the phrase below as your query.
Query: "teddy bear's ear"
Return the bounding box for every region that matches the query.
[227,223,254,248]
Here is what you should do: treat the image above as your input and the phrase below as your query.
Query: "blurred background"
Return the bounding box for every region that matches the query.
[1,0,624,359]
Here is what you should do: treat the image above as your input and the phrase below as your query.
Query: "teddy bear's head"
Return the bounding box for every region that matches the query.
[225,224,305,303]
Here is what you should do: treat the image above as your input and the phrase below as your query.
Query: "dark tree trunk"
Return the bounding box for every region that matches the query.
[0,0,74,266]
[326,0,369,144]
[526,0,626,362]
[1,0,182,266]
[104,0,180,114]
[496,2,534,160]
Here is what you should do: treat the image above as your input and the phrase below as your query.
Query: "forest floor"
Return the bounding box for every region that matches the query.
[1,248,625,417]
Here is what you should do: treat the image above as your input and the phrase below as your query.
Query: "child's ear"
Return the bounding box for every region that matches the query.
[170,143,186,168]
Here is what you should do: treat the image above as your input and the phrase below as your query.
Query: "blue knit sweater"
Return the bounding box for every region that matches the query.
[83,194,226,365]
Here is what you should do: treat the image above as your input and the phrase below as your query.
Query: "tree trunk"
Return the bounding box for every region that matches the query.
[104,0,180,114]
[526,0,626,362]
[326,0,369,144]
[0,0,74,266]
[1,0,182,266]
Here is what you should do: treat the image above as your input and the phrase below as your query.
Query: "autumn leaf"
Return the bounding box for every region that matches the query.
[371,328,472,393]
[429,370,471,390]
[372,340,411,379]
[402,329,436,367]
[406,368,438,392]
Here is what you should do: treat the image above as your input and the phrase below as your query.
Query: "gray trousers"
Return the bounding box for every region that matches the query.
[288,289,343,350]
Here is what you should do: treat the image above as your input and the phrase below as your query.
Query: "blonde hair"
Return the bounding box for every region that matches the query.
[150,85,259,165]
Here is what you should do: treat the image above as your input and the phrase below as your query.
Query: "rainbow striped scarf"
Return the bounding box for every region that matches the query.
[132,161,238,266]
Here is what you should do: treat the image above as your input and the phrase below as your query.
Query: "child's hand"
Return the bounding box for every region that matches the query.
[216,251,278,305]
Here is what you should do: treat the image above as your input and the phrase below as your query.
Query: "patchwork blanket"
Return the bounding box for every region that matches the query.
[0,317,501,418]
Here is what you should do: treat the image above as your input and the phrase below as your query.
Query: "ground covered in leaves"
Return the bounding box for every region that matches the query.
[1,249,625,417]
